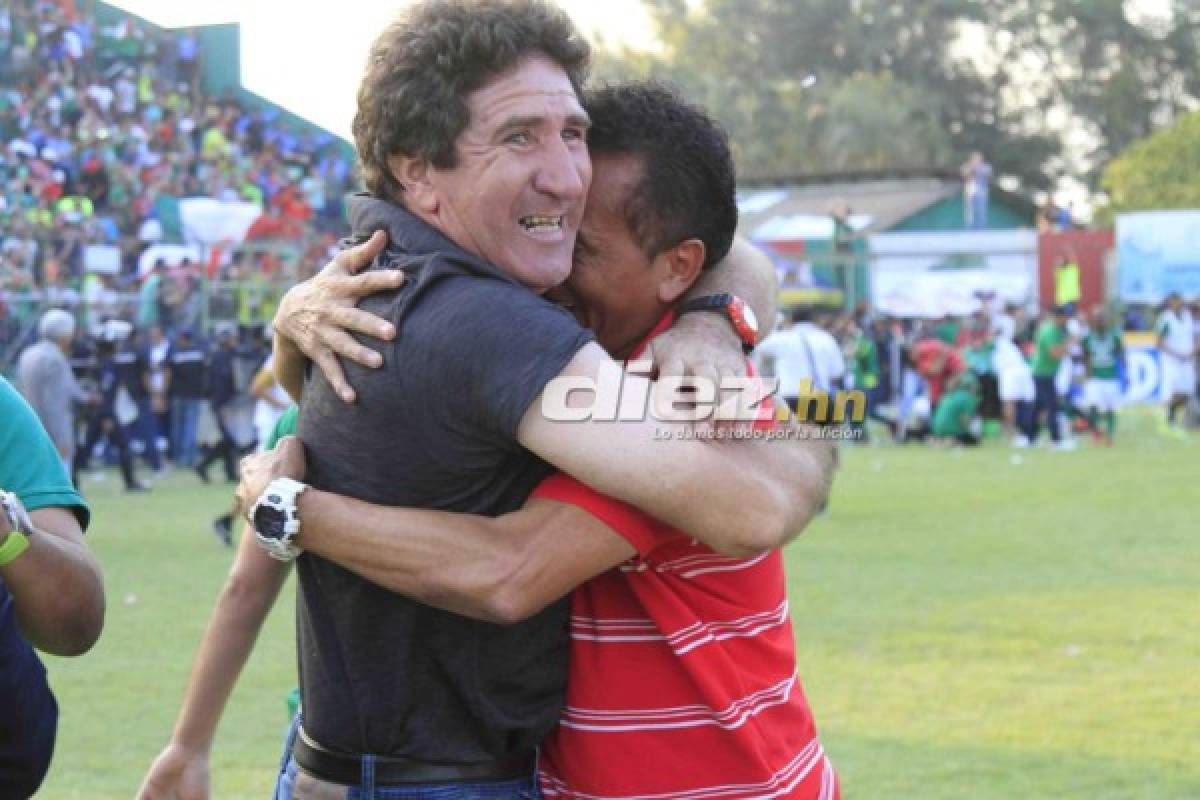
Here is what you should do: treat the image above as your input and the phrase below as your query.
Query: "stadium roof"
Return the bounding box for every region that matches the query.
[737,170,1038,240]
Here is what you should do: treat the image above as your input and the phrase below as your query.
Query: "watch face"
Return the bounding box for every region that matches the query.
[254,505,288,540]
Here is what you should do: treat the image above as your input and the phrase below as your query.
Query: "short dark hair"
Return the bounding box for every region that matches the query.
[584,82,737,269]
[354,0,591,203]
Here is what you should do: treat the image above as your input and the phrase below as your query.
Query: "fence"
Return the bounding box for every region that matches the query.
[0,276,300,374]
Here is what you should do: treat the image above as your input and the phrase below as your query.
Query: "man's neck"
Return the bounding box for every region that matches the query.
[621,308,677,362]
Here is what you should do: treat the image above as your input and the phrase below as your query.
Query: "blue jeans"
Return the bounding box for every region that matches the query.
[170,397,202,467]
[273,716,541,800]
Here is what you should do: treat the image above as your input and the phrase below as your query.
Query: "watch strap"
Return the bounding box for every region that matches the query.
[678,293,735,315]
[0,491,33,537]
[678,293,755,354]
[0,531,31,567]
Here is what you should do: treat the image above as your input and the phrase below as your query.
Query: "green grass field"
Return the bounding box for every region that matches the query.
[38,412,1200,799]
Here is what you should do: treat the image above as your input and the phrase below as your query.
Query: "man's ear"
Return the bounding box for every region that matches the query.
[387,155,438,214]
[656,238,706,304]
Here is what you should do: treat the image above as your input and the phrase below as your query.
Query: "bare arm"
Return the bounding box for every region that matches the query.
[249,367,287,411]
[0,505,104,656]
[234,437,633,625]
[137,527,290,800]
[518,343,834,557]
[297,494,632,625]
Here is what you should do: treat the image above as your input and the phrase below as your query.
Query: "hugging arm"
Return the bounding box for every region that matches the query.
[649,237,778,381]
[296,492,633,625]
[235,437,633,625]
[517,343,834,557]
[274,236,777,400]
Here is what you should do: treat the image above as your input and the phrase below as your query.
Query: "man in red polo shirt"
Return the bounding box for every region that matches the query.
[240,83,837,799]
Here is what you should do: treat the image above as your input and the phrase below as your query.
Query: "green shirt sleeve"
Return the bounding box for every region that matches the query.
[0,378,90,530]
[265,405,300,451]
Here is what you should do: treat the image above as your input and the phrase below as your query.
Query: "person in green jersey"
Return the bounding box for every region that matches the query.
[849,321,880,442]
[931,378,980,446]
[1082,307,1125,445]
[934,315,962,346]
[0,378,104,797]
[1030,306,1071,447]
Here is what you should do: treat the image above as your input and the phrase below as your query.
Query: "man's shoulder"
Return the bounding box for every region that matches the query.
[0,379,88,524]
[400,266,579,341]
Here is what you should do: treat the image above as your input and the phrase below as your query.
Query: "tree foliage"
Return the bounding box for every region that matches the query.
[1096,110,1200,225]
[985,0,1200,184]
[591,0,1200,194]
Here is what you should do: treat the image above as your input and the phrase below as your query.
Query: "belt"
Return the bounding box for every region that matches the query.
[293,726,536,786]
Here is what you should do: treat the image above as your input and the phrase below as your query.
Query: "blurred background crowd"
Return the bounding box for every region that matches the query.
[0,0,355,357]
[3,0,1198,508]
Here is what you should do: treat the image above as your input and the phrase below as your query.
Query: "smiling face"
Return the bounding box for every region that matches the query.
[400,55,592,292]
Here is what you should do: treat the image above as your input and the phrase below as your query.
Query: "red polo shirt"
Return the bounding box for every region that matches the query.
[534,313,838,799]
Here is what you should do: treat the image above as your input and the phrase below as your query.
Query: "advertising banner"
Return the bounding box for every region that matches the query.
[1116,211,1200,303]
[870,230,1038,317]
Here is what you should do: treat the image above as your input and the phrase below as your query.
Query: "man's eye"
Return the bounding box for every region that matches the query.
[562,128,586,143]
[505,131,531,145]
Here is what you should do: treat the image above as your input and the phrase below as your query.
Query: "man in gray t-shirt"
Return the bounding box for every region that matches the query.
[16,310,90,471]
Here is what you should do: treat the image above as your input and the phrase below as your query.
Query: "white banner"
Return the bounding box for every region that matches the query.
[84,244,121,274]
[870,230,1038,317]
[179,197,263,247]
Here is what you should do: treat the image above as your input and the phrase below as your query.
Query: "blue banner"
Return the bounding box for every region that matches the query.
[1116,211,1200,303]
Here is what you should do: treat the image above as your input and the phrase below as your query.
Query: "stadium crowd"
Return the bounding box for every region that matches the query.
[1,0,348,530]
[0,0,355,342]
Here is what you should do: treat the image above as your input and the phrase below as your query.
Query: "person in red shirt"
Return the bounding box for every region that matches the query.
[238,83,838,799]
[911,336,967,410]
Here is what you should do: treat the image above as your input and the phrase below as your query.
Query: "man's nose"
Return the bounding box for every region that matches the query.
[533,136,587,201]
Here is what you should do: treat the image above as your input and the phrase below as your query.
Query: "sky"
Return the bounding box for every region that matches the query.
[105,0,658,141]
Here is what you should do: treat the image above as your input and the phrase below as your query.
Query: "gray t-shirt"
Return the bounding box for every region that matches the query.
[296,195,594,761]
[15,340,87,457]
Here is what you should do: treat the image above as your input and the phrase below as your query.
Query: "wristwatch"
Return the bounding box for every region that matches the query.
[0,491,33,567]
[250,478,307,562]
[678,293,759,353]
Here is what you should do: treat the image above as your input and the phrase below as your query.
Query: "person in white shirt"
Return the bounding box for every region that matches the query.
[991,302,1018,345]
[799,310,847,394]
[1156,292,1197,435]
[755,308,844,418]
[754,312,808,412]
[250,353,291,453]
[993,334,1035,446]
